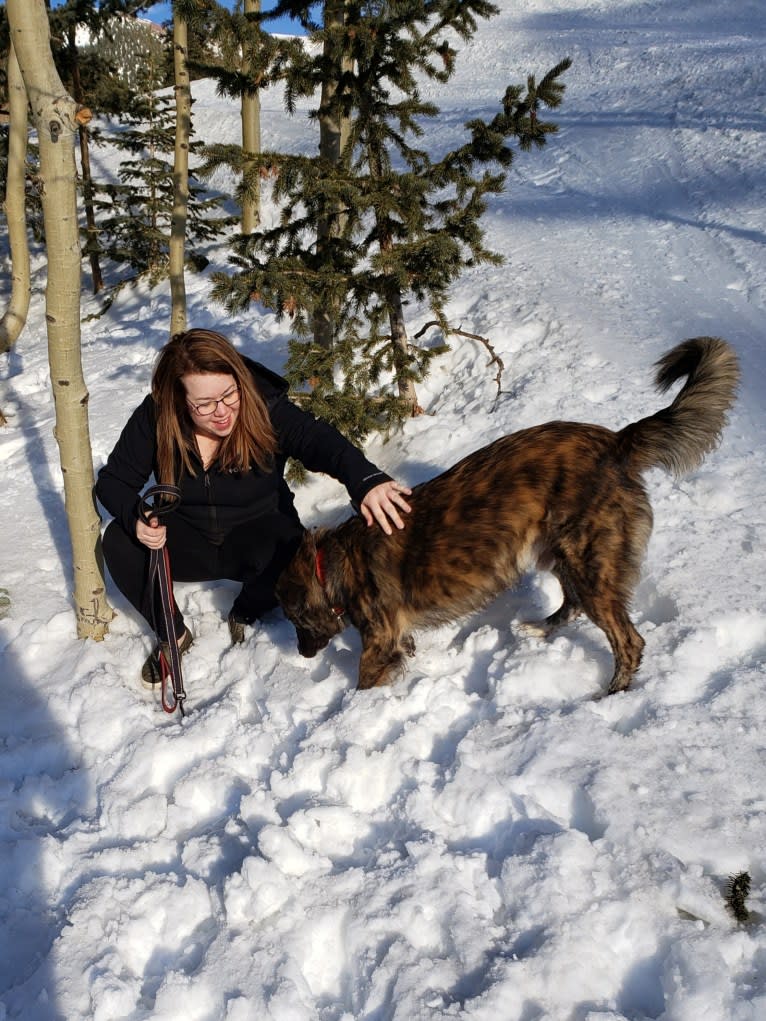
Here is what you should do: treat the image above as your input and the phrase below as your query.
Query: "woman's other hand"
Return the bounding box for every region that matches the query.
[360,481,412,535]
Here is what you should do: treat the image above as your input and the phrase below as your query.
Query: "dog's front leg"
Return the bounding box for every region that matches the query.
[357,630,406,689]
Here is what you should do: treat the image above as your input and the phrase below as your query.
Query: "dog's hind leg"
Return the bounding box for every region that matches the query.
[581,593,645,695]
[603,610,645,695]
[542,596,583,631]
[521,602,578,638]
[545,554,644,694]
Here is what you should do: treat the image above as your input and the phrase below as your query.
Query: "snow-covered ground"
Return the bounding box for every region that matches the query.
[2,1,765,1018]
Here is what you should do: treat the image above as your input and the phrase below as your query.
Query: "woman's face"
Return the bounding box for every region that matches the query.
[182,372,241,440]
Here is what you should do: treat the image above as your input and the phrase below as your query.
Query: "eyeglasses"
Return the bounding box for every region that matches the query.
[186,386,240,417]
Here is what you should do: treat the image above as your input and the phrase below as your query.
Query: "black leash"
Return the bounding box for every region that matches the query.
[138,484,187,717]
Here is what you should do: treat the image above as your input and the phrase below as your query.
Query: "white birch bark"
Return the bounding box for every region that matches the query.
[0,40,31,353]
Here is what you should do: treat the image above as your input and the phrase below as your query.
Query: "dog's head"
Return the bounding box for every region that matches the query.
[275,531,346,658]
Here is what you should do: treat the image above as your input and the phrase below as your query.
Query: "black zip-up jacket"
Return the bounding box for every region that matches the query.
[95,358,391,545]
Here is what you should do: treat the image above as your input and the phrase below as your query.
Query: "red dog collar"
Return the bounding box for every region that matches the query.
[315,548,345,618]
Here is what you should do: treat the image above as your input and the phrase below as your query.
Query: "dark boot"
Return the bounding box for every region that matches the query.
[141,627,194,689]
[227,611,248,646]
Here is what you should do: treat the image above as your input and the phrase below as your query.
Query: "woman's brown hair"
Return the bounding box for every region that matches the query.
[152,329,277,485]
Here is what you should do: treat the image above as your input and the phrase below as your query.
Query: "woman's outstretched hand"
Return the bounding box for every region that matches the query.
[360,481,413,535]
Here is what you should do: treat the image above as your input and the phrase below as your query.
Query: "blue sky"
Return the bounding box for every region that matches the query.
[139,3,301,32]
[48,2,305,35]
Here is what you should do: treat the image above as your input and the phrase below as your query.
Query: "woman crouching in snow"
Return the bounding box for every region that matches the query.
[95,328,411,688]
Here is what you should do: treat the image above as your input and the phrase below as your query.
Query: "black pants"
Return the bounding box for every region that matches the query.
[102,513,304,640]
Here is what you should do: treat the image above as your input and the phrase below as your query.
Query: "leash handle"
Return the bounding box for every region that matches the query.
[138,483,182,524]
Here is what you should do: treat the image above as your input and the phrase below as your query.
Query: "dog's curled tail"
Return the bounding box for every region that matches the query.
[619,337,740,477]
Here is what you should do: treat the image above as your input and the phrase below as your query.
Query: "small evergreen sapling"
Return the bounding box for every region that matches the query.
[94,56,235,286]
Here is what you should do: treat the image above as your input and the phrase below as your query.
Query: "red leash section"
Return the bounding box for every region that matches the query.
[138,485,187,717]
[152,545,187,716]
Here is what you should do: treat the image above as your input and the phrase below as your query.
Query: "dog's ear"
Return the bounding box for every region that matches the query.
[277,577,305,613]
[297,528,319,575]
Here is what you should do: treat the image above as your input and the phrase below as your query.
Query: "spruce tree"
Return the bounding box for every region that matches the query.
[94,49,236,287]
[45,2,166,292]
[85,7,170,98]
[47,0,111,293]
[194,2,303,235]
[211,0,570,442]
[0,2,173,287]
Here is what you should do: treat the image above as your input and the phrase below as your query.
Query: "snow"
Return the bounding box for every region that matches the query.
[2,1,765,1018]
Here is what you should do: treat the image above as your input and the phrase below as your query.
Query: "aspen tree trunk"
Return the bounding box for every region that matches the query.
[169,10,191,337]
[241,0,261,234]
[313,0,352,350]
[0,41,31,354]
[318,0,352,173]
[7,0,113,639]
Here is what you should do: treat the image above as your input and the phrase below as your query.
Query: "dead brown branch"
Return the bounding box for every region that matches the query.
[413,320,505,397]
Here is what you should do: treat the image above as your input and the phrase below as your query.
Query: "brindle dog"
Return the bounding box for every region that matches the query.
[276,338,739,695]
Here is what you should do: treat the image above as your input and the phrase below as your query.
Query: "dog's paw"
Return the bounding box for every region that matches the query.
[606,679,632,697]
[518,620,551,639]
